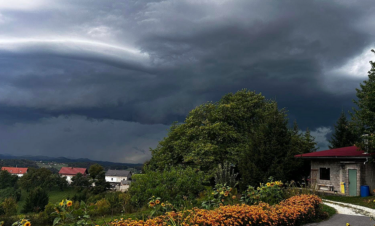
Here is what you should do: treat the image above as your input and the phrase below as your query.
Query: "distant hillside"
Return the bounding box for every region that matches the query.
[0,159,39,168]
[0,154,143,170]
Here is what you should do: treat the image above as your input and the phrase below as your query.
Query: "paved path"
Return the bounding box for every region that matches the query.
[305,214,375,226]
[304,199,375,226]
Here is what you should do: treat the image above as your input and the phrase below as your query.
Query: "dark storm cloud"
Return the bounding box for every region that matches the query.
[0,0,374,161]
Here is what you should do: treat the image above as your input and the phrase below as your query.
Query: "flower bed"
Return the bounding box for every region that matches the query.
[109,194,321,226]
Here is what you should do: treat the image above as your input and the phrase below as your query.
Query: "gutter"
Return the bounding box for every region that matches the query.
[295,157,370,159]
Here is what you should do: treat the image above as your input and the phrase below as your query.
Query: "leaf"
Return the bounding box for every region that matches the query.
[53,217,61,226]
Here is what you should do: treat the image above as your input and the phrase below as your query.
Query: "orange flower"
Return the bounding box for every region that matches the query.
[155,200,160,205]
[66,200,73,207]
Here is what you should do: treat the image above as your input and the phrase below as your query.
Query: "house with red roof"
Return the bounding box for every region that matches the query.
[59,167,88,184]
[1,167,28,177]
[295,146,374,196]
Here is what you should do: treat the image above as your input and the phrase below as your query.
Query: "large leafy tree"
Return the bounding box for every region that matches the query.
[329,111,360,149]
[352,50,375,151]
[18,168,54,191]
[148,90,316,187]
[89,164,110,194]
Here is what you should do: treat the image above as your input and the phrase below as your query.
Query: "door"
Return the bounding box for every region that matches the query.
[310,169,318,188]
[349,169,357,196]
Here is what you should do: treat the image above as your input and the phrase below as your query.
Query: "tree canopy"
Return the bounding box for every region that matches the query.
[147,89,316,188]
[352,50,375,152]
[329,111,360,149]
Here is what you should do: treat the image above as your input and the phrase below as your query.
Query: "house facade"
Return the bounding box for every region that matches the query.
[295,146,375,196]
[1,167,28,177]
[105,170,132,191]
[58,167,88,184]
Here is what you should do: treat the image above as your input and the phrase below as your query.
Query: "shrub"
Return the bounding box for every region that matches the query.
[129,166,207,208]
[109,194,322,226]
[93,198,110,216]
[22,187,49,213]
[1,197,17,216]
[241,177,284,205]
[0,188,21,202]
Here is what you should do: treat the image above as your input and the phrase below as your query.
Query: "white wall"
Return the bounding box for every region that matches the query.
[105,176,127,183]
[61,175,73,184]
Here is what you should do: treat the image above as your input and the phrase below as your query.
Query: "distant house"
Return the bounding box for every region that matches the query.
[295,146,375,196]
[105,170,132,191]
[59,167,88,184]
[1,167,28,177]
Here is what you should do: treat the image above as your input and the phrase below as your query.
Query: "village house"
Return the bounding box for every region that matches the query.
[105,169,132,191]
[59,167,88,184]
[1,167,28,177]
[295,146,375,196]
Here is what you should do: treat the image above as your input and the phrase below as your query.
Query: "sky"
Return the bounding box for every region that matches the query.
[0,0,374,163]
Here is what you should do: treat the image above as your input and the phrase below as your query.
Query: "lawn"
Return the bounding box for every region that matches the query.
[323,195,375,209]
[17,187,77,214]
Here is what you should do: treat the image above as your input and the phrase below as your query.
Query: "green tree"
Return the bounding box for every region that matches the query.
[22,187,49,213]
[88,164,104,180]
[329,111,360,149]
[148,90,313,186]
[352,50,375,151]
[0,170,18,189]
[71,173,91,190]
[18,168,53,191]
[304,128,318,152]
[51,174,68,191]
[91,171,110,194]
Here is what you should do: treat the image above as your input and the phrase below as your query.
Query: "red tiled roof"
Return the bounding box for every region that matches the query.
[294,146,373,158]
[1,167,28,174]
[59,167,87,175]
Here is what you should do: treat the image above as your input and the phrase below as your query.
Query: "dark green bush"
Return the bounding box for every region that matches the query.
[22,187,49,213]
[129,166,207,207]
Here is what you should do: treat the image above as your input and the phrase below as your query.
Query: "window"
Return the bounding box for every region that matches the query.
[320,168,330,180]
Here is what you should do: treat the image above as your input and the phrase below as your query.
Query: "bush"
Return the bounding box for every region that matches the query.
[241,177,284,205]
[22,187,49,213]
[109,194,322,226]
[1,197,17,216]
[0,187,21,202]
[129,166,207,208]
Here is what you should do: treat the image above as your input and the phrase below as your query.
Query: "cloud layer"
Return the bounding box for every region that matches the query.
[0,0,374,161]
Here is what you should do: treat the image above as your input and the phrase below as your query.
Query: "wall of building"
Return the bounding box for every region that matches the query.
[105,176,128,183]
[61,175,73,184]
[311,159,341,192]
[362,161,375,195]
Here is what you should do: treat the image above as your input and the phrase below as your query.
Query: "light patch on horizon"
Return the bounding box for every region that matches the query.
[309,127,332,151]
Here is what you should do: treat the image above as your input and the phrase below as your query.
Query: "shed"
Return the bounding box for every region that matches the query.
[295,146,374,196]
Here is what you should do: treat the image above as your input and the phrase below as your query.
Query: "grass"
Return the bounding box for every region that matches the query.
[17,187,77,214]
[322,195,375,209]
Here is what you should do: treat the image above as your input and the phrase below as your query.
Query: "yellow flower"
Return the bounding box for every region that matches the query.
[275,181,280,185]
[155,200,160,205]
[266,183,271,187]
[220,191,224,195]
[161,203,165,207]
[232,195,236,200]
[149,201,155,207]
[346,223,350,226]
[59,202,63,206]
[24,221,31,226]
[66,200,73,207]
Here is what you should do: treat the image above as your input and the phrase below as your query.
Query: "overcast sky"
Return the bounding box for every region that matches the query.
[0,0,374,163]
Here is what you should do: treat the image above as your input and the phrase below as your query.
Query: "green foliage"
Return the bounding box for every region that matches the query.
[0,159,39,168]
[18,168,54,191]
[203,183,236,209]
[148,90,315,187]
[88,164,104,180]
[240,177,284,205]
[214,162,238,187]
[1,198,17,216]
[129,166,207,208]
[91,171,110,195]
[92,198,110,216]
[71,173,91,190]
[22,187,49,213]
[0,170,18,189]
[329,111,360,149]
[352,50,375,152]
[0,188,21,202]
[51,174,68,191]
